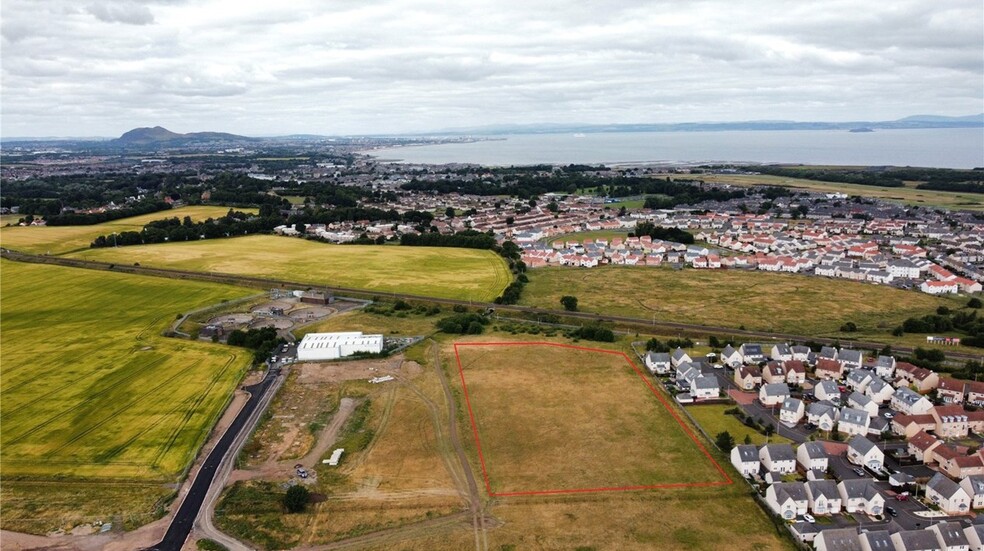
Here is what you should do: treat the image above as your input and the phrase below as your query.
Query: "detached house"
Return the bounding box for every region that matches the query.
[837,479,885,515]
[865,378,895,405]
[791,345,812,362]
[740,343,766,365]
[760,383,791,406]
[807,402,839,431]
[766,482,809,520]
[815,380,842,403]
[805,479,842,515]
[731,444,760,478]
[734,365,762,391]
[783,360,807,385]
[644,352,672,375]
[690,375,720,400]
[846,370,873,393]
[771,343,793,362]
[797,442,829,472]
[815,529,863,551]
[967,381,984,407]
[927,521,970,551]
[874,355,896,379]
[671,347,692,368]
[933,405,971,438]
[848,391,879,417]
[896,362,940,393]
[779,397,805,426]
[926,473,972,515]
[890,530,949,551]
[895,414,938,439]
[760,443,797,474]
[847,435,885,471]
[958,474,984,509]
[908,430,942,463]
[815,358,844,381]
[838,407,871,437]
[721,344,743,368]
[838,348,864,372]
[893,387,935,416]
[762,362,786,384]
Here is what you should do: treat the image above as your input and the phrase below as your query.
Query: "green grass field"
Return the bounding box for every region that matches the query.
[698,173,984,211]
[687,404,793,446]
[0,205,257,255]
[0,259,253,482]
[67,235,512,302]
[521,266,965,335]
[453,340,727,494]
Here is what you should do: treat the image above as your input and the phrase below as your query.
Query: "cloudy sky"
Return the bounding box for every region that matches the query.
[2,0,982,137]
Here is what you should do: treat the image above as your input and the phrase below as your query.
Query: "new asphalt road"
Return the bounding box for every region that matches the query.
[147,368,280,551]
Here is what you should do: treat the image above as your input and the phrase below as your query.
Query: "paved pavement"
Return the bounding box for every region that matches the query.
[147,367,282,551]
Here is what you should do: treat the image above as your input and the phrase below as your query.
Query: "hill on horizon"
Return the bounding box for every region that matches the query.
[114,126,253,146]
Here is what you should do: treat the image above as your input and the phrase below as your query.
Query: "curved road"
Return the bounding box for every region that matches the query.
[147,368,282,551]
[4,249,982,363]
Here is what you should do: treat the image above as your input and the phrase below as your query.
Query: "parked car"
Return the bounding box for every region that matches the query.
[803,513,815,523]
[886,506,898,517]
[883,412,894,419]
[854,468,865,476]
[897,492,909,501]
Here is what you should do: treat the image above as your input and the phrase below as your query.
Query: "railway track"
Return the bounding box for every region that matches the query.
[4,248,982,362]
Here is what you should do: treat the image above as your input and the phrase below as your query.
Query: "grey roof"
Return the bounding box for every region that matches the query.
[721,344,738,357]
[847,370,872,386]
[800,441,828,460]
[928,472,964,499]
[671,347,689,361]
[646,351,671,364]
[820,346,839,360]
[773,343,792,356]
[932,521,969,547]
[816,380,840,396]
[859,530,893,551]
[740,343,764,356]
[839,407,870,427]
[875,355,896,368]
[781,397,803,412]
[763,443,796,462]
[839,348,863,364]
[771,481,807,503]
[692,375,719,390]
[848,435,878,455]
[840,479,881,500]
[867,378,891,394]
[734,444,758,463]
[963,474,984,495]
[894,529,944,551]
[791,345,811,355]
[761,382,791,397]
[808,402,838,419]
[848,391,872,408]
[816,528,862,551]
[894,387,924,406]
[969,525,984,545]
[806,479,839,500]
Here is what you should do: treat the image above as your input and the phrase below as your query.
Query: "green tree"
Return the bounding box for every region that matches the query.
[283,484,310,513]
[715,431,735,452]
[969,298,983,309]
[445,206,455,218]
[560,295,578,311]
[743,434,753,445]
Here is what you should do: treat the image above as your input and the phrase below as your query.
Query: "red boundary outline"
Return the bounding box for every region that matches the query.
[453,341,733,497]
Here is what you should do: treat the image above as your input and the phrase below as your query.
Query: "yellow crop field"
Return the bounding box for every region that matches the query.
[0,259,254,532]
[67,235,512,302]
[0,205,257,255]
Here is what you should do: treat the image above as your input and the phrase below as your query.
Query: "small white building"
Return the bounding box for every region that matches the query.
[847,435,885,471]
[765,482,808,520]
[760,443,796,474]
[927,473,972,515]
[797,442,829,472]
[731,444,760,478]
[296,331,384,361]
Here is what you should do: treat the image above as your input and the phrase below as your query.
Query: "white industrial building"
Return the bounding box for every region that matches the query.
[296,332,384,361]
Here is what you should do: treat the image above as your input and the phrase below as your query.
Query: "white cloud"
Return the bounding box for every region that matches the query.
[1,0,981,136]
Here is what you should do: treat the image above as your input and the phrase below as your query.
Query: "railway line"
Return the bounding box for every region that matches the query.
[3,248,982,362]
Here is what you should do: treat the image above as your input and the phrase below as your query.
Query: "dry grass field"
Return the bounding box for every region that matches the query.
[453,340,729,495]
[67,234,512,302]
[0,259,254,533]
[522,265,965,335]
[0,205,256,255]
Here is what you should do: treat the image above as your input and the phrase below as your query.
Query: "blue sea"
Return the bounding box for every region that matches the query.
[367,128,984,169]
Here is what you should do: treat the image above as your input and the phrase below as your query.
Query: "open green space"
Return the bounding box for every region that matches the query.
[546,228,630,246]
[453,340,727,494]
[67,235,512,302]
[686,404,793,446]
[0,259,256,534]
[0,205,257,255]
[521,265,965,336]
[699,173,984,211]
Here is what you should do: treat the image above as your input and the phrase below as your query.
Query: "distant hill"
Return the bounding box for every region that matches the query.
[113,126,253,146]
